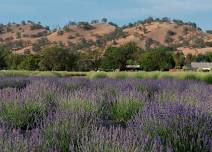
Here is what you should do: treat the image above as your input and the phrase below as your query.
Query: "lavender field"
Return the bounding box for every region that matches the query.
[0,77,211,152]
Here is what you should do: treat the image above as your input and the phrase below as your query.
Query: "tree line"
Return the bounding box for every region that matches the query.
[0,43,212,71]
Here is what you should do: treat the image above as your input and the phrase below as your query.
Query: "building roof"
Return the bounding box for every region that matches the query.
[191,62,212,69]
[126,65,141,68]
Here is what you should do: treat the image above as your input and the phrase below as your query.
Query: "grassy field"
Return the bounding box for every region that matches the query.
[1,70,212,84]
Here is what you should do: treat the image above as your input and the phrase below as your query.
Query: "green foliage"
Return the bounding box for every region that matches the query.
[145,38,154,49]
[0,79,29,89]
[144,114,211,152]
[30,23,43,30]
[0,24,4,34]
[195,52,212,62]
[16,32,21,39]
[18,54,40,70]
[101,46,120,70]
[165,35,174,44]
[96,28,127,47]
[173,52,185,68]
[43,114,90,152]
[167,30,176,36]
[63,25,71,32]
[185,53,194,65]
[101,18,108,23]
[111,100,143,122]
[206,30,212,34]
[0,102,44,129]
[0,46,11,70]
[79,49,102,71]
[60,99,97,112]
[139,47,175,71]
[44,117,73,152]
[39,45,78,71]
[6,54,25,70]
[144,17,154,23]
[78,22,94,30]
[108,22,118,27]
[32,37,50,52]
[101,42,138,71]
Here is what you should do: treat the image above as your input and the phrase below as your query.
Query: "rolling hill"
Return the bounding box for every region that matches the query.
[0,19,212,55]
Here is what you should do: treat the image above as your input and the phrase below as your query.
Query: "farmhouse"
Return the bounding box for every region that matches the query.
[191,62,212,71]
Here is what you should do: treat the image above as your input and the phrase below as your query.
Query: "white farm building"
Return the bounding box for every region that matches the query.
[191,62,212,71]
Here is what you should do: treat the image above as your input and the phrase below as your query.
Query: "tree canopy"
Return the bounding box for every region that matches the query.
[0,46,11,70]
[139,47,175,71]
[101,42,139,71]
[39,45,78,71]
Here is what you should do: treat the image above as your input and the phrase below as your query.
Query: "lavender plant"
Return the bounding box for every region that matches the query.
[0,77,211,152]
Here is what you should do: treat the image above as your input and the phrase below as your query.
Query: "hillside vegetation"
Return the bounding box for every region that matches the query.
[1,17,212,55]
[1,18,212,72]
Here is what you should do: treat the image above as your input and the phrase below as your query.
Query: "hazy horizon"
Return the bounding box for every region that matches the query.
[0,0,212,30]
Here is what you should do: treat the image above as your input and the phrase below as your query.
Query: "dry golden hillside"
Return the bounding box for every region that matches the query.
[0,22,48,43]
[115,22,212,48]
[47,23,116,45]
[0,20,212,55]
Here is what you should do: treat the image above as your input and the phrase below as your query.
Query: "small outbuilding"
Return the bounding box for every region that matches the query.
[191,62,212,71]
[126,65,141,71]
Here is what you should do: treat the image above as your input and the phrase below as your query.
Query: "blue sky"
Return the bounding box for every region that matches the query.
[0,0,212,30]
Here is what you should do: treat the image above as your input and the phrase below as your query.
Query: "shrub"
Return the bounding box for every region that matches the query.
[63,25,70,32]
[137,81,159,97]
[43,117,73,151]
[131,103,212,152]
[90,72,107,79]
[42,113,91,152]
[0,78,29,90]
[78,22,94,30]
[145,38,154,48]
[57,30,64,35]
[68,35,74,39]
[39,45,78,71]
[165,35,174,44]
[0,101,45,129]
[167,30,176,36]
[206,30,212,34]
[30,23,43,30]
[60,99,97,113]
[111,100,143,123]
[16,32,21,39]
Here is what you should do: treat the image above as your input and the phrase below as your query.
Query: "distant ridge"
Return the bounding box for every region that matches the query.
[0,18,212,55]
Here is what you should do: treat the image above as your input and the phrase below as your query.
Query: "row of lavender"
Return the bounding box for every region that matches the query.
[0,77,211,152]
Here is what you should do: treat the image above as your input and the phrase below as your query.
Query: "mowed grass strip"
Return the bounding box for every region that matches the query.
[0,70,212,84]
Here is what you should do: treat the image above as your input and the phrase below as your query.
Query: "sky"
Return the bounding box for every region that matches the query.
[0,0,212,30]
